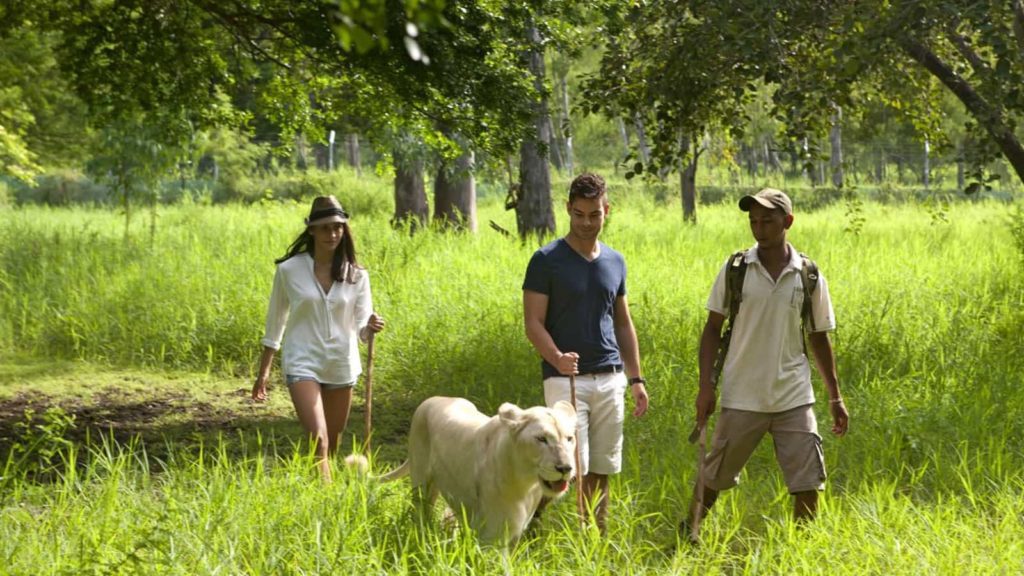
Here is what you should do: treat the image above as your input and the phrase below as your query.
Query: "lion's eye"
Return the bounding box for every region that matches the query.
[536,435,548,445]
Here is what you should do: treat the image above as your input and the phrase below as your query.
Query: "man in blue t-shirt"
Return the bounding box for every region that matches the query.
[523,172,650,533]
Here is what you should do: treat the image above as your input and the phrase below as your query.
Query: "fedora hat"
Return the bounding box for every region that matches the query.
[305,196,349,227]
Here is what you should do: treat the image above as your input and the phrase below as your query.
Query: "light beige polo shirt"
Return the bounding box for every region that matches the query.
[706,243,835,413]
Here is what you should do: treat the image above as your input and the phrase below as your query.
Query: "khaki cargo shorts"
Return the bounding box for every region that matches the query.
[701,404,826,494]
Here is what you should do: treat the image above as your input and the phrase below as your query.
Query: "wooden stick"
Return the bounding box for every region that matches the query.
[691,423,707,542]
[363,332,376,455]
[569,373,585,522]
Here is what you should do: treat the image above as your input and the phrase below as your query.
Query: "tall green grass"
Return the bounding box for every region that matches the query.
[1,182,1023,573]
[1,434,1021,574]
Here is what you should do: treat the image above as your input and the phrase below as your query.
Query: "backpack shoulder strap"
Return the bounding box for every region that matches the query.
[724,250,748,326]
[712,250,748,387]
[799,253,819,332]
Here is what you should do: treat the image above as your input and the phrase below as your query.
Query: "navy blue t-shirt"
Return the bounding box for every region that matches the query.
[522,238,627,379]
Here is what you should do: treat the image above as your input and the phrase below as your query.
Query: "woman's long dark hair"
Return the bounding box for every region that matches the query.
[276,221,361,284]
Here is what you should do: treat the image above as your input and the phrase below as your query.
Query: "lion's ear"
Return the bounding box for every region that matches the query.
[498,403,525,428]
[552,400,577,419]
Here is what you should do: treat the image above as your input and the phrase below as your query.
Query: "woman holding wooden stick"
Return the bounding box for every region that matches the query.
[252,196,385,482]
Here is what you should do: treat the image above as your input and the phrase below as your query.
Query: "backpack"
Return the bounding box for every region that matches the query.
[711,249,820,386]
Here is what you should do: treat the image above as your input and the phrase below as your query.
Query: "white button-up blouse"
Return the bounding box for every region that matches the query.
[261,252,373,385]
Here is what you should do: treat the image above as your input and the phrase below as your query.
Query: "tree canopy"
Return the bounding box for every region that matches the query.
[4,0,1024,208]
[7,0,547,167]
[584,0,1024,190]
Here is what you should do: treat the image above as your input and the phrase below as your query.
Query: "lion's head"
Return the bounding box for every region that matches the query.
[499,400,577,497]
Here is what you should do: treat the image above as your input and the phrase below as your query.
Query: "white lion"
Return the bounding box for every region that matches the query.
[380,396,577,543]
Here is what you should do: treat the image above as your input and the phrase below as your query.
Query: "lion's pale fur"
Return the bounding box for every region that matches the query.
[381,396,577,543]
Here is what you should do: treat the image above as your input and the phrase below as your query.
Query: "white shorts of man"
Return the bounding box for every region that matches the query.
[543,371,627,475]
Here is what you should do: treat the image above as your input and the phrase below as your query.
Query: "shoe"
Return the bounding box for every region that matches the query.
[677,518,700,546]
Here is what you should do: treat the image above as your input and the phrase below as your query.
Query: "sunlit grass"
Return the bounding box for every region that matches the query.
[1,437,1021,574]
[1,183,1023,573]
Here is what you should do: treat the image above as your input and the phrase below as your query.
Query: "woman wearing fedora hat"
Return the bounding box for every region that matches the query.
[252,195,385,481]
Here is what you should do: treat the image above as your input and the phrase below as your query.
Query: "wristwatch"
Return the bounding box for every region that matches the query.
[628,376,646,386]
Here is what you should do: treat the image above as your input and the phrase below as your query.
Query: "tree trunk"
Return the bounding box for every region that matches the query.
[616,118,630,173]
[149,196,157,242]
[875,149,885,183]
[767,139,783,173]
[516,25,556,238]
[618,118,630,150]
[923,137,931,189]
[346,133,361,176]
[547,114,564,171]
[957,141,965,191]
[559,72,574,176]
[744,143,757,178]
[434,145,477,232]
[327,133,335,171]
[830,105,844,189]
[119,170,132,244]
[294,133,309,171]
[802,138,815,186]
[680,135,698,223]
[901,36,1024,186]
[392,149,428,232]
[633,113,652,165]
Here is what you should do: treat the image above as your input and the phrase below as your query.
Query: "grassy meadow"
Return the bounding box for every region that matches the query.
[1,174,1023,574]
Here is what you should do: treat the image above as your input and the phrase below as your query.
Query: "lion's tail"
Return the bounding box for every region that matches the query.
[376,460,410,482]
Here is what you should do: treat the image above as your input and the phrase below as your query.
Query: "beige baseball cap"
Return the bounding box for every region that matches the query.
[738,188,792,215]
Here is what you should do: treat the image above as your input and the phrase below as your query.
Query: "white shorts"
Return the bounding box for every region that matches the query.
[543,371,627,475]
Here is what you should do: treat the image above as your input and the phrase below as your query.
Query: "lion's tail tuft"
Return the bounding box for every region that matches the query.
[376,460,410,482]
[343,453,370,475]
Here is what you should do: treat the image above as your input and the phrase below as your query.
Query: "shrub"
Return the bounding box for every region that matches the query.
[1,407,76,488]
[260,169,391,216]
[15,169,109,205]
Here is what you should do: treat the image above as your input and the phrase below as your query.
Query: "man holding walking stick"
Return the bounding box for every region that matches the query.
[523,173,649,534]
[682,188,849,543]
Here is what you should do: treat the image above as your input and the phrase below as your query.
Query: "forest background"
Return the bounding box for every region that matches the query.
[2,1,1024,574]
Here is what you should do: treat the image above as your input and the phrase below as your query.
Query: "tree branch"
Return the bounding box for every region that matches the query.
[693,134,706,162]
[193,1,294,71]
[901,35,1024,183]
[192,0,348,72]
[946,32,988,75]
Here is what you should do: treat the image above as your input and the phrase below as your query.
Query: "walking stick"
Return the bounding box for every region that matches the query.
[689,422,707,542]
[569,373,585,522]
[363,332,376,456]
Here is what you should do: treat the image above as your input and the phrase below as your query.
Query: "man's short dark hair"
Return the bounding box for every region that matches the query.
[568,173,607,204]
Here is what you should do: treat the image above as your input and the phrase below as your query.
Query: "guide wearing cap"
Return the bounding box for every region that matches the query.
[682,186,847,544]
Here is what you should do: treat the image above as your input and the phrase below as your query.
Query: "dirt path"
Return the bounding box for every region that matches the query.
[0,361,413,462]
